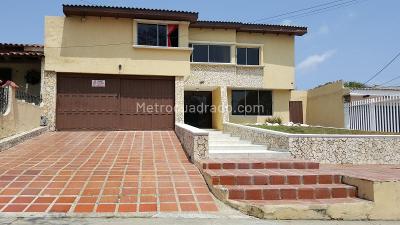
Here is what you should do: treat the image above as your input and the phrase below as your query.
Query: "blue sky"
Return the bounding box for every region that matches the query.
[1,0,399,90]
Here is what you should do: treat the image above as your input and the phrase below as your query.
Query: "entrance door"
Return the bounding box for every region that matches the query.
[184,91,212,128]
[289,101,303,124]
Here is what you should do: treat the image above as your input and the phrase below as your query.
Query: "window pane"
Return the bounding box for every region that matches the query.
[209,45,230,63]
[245,90,259,115]
[259,91,272,115]
[168,25,179,47]
[232,90,246,115]
[138,23,158,46]
[158,25,167,46]
[237,48,246,65]
[192,45,208,62]
[247,48,260,65]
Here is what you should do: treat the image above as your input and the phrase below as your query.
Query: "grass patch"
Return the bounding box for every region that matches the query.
[252,125,394,135]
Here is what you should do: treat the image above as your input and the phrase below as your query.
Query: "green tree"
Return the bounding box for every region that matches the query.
[344,81,368,89]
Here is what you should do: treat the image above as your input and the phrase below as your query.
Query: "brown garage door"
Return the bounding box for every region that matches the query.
[56,74,174,130]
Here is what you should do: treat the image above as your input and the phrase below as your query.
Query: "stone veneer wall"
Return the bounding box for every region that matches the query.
[186,64,263,88]
[175,123,208,163]
[175,76,184,123]
[224,122,400,164]
[223,122,289,151]
[41,71,57,130]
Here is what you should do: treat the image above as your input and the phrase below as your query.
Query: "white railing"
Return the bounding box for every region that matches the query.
[344,96,400,133]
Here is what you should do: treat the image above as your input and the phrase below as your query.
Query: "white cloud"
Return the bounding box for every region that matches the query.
[281,19,292,25]
[298,50,336,72]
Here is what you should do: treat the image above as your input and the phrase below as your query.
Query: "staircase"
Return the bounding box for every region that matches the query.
[199,159,370,219]
[207,130,290,159]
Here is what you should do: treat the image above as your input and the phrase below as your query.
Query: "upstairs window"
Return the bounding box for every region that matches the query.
[190,44,231,63]
[237,47,260,65]
[137,23,179,47]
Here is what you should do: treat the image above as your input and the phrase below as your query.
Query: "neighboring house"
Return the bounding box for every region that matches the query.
[42,4,307,131]
[0,43,44,139]
[305,80,400,132]
[0,43,43,97]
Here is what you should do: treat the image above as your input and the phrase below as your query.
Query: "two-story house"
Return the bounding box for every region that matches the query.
[42,5,307,131]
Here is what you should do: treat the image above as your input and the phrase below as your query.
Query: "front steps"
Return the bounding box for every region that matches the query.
[207,130,290,159]
[199,159,373,220]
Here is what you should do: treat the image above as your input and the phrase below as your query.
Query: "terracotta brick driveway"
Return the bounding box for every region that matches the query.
[0,131,218,215]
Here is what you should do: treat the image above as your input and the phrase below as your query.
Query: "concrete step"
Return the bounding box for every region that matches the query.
[200,159,319,170]
[218,184,356,200]
[209,144,267,151]
[208,150,291,159]
[203,169,342,186]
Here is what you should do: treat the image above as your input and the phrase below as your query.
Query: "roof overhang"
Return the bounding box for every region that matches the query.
[63,4,199,22]
[190,21,307,36]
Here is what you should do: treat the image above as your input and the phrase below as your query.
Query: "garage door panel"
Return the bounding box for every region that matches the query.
[57,74,174,130]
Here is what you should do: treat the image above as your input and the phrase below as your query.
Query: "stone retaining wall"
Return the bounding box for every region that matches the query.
[175,123,208,163]
[0,126,48,152]
[224,122,400,164]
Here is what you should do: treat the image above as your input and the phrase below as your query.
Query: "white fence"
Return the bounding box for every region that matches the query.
[344,96,400,133]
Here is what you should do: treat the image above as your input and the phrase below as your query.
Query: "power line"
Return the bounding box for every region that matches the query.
[271,0,364,22]
[251,0,347,23]
[377,75,400,87]
[364,51,400,85]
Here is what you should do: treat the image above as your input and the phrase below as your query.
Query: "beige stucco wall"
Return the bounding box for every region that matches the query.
[212,87,223,130]
[306,81,348,128]
[189,28,295,90]
[0,88,41,139]
[290,90,308,124]
[228,89,290,124]
[45,16,191,77]
[236,32,295,90]
[0,62,41,96]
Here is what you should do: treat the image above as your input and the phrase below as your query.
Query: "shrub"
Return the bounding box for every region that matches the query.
[265,117,282,124]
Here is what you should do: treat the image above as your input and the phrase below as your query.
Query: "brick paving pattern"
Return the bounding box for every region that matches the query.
[0,131,218,214]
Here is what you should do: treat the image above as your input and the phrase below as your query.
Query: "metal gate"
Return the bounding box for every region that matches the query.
[56,74,175,130]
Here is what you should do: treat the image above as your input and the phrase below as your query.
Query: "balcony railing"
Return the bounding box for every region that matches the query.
[15,90,42,106]
[0,87,9,114]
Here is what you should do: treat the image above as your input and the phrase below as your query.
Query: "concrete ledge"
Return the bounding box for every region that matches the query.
[0,126,48,152]
[175,123,209,164]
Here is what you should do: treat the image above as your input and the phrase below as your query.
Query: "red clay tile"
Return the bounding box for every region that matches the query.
[315,188,331,199]
[263,189,280,200]
[25,204,50,212]
[318,175,333,184]
[199,203,218,212]
[139,203,157,212]
[287,176,301,185]
[96,204,116,213]
[298,188,315,199]
[180,203,198,212]
[50,204,71,213]
[245,189,263,200]
[160,203,178,212]
[280,189,297,200]
[269,175,285,185]
[303,175,317,184]
[56,197,76,204]
[332,188,347,198]
[12,197,35,204]
[118,204,137,212]
[3,204,28,212]
[74,204,95,213]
